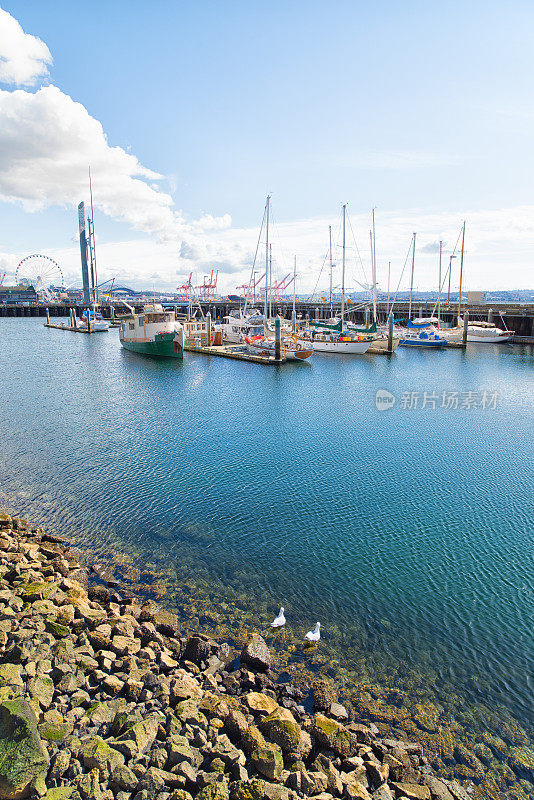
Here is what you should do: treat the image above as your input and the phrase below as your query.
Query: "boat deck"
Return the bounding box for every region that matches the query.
[184,342,288,364]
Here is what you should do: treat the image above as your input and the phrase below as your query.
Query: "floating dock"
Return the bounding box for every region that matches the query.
[44,323,93,334]
[184,343,288,364]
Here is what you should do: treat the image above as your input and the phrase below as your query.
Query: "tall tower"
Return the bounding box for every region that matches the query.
[78,202,91,304]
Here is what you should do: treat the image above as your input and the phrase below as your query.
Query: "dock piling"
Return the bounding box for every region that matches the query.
[387,313,394,353]
[46,308,50,325]
[206,312,212,346]
[463,311,469,346]
[275,316,282,361]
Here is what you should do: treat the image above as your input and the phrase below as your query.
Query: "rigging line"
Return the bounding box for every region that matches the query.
[309,246,330,302]
[387,236,415,316]
[243,202,267,315]
[346,212,369,288]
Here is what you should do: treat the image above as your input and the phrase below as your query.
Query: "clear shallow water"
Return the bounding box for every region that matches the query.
[1,318,533,733]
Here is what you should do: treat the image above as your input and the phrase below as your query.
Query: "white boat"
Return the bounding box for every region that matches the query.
[244,334,313,361]
[218,314,265,343]
[78,307,109,332]
[308,329,372,354]
[119,304,185,358]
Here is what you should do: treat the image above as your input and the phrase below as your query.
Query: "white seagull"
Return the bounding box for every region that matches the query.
[305,622,321,642]
[271,607,286,628]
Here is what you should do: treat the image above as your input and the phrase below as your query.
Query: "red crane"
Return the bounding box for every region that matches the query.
[271,273,295,301]
[176,272,193,301]
[0,273,5,287]
[237,271,265,304]
[197,269,218,301]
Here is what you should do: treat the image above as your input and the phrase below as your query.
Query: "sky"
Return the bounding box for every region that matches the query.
[0,0,533,295]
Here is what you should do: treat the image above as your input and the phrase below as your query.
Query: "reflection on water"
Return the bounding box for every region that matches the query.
[1,318,533,794]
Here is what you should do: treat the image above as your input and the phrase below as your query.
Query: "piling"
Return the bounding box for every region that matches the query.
[488,308,493,323]
[365,309,370,327]
[275,316,282,361]
[291,310,296,332]
[46,308,50,325]
[387,313,394,353]
[463,311,469,346]
[206,312,212,346]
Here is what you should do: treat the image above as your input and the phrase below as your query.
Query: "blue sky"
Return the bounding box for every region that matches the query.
[0,1,533,292]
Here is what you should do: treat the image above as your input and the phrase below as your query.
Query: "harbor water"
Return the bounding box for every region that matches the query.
[1,318,533,778]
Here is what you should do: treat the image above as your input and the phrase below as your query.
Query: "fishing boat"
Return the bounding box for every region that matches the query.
[119,304,185,358]
[244,334,313,360]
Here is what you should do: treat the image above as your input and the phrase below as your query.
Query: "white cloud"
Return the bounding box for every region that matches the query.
[3,204,532,294]
[0,85,231,240]
[0,7,52,86]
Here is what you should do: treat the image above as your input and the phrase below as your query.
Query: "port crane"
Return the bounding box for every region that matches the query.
[271,273,296,301]
[237,271,265,304]
[196,269,218,301]
[176,272,193,301]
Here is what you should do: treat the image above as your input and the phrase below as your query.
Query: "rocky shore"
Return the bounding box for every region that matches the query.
[0,513,532,800]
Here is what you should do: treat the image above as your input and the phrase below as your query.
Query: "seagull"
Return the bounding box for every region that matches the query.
[305,622,321,642]
[271,607,286,628]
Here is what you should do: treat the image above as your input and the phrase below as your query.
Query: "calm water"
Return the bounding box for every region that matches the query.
[1,317,533,732]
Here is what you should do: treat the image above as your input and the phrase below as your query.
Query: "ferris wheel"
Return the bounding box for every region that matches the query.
[15,254,64,292]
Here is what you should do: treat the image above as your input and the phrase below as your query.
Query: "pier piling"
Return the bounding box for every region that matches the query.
[387,313,394,353]
[463,311,469,346]
[275,316,282,361]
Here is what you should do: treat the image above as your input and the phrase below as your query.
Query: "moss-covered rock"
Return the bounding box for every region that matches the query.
[259,709,311,758]
[79,735,125,779]
[116,711,164,754]
[0,699,49,799]
[175,699,208,729]
[245,693,278,715]
[38,710,70,742]
[251,743,284,781]
[28,676,54,710]
[313,713,358,758]
[45,620,69,638]
[197,781,230,800]
[21,582,52,602]
[42,787,81,800]
[229,779,265,800]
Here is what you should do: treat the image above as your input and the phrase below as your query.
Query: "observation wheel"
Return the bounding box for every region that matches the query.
[15,254,64,291]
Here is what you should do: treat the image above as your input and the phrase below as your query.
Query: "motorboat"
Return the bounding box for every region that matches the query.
[119,304,185,357]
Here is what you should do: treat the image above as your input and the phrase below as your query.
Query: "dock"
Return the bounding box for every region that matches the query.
[44,323,93,334]
[184,342,287,364]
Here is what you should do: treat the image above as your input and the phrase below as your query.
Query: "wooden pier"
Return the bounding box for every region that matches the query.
[184,342,287,364]
[44,323,93,334]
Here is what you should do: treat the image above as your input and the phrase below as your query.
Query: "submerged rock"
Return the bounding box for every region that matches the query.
[0,699,50,799]
[241,635,271,672]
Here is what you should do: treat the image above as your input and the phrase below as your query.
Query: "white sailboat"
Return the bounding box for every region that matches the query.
[307,205,373,355]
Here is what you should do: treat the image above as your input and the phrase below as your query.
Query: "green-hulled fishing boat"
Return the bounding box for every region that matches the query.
[119,304,185,358]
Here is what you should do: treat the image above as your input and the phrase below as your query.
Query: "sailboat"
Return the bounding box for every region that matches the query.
[243,196,313,361]
[365,209,399,352]
[399,233,447,348]
[305,205,373,354]
[436,224,512,344]
[78,169,109,331]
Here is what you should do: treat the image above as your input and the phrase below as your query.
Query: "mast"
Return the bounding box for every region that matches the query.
[328,225,333,316]
[269,245,273,317]
[386,261,391,313]
[264,195,270,320]
[371,208,377,323]
[341,204,346,322]
[437,240,442,328]
[292,255,296,320]
[89,167,98,305]
[457,220,466,324]
[408,232,416,322]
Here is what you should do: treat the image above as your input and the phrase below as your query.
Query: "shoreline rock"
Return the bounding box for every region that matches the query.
[0,514,531,800]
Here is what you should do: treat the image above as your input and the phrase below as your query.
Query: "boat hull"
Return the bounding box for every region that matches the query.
[312,339,371,354]
[120,332,184,358]
[467,332,513,343]
[399,339,447,348]
[369,336,400,352]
